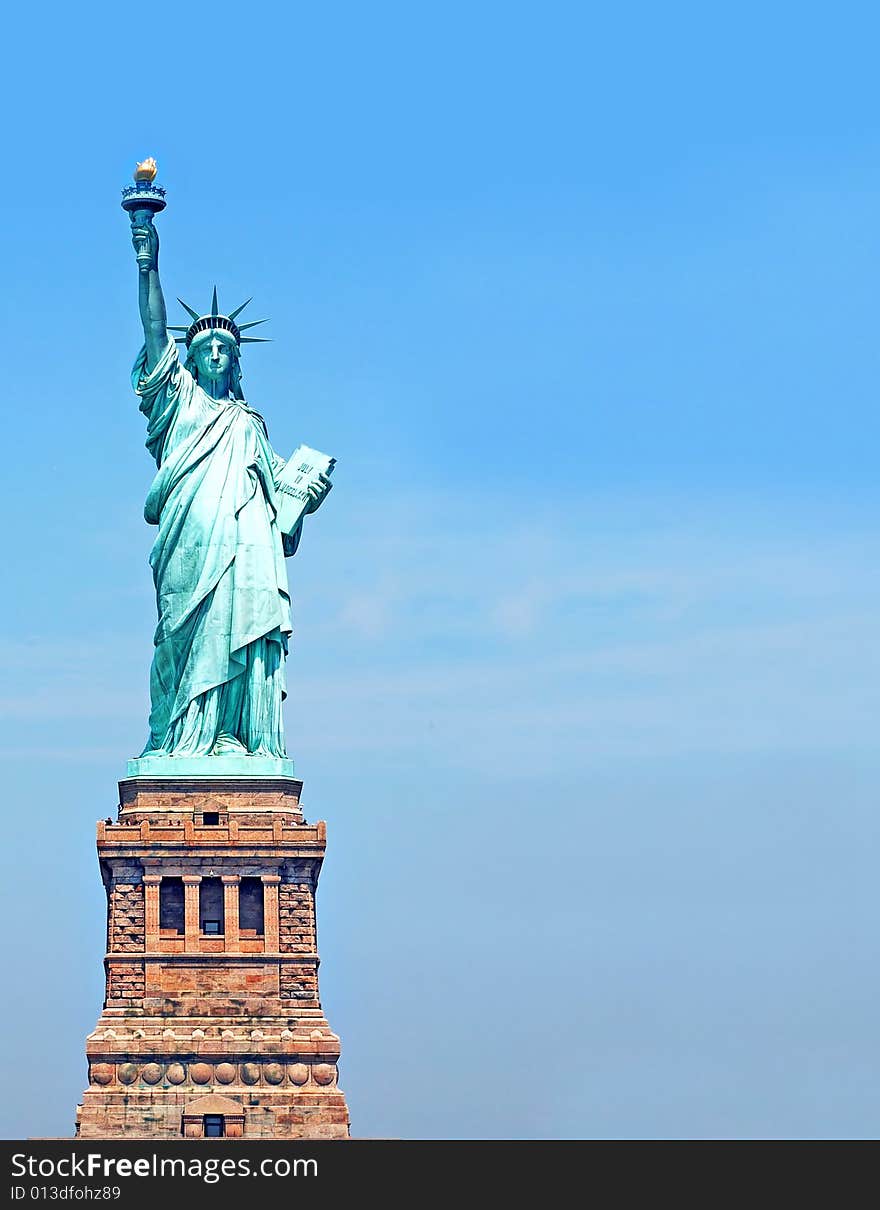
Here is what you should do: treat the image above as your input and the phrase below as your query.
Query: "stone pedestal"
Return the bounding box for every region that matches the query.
[75,776,350,1139]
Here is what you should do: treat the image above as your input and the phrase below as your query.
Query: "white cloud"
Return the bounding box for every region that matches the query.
[4,491,879,773]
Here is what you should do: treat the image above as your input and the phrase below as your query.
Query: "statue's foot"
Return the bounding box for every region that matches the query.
[211,733,248,756]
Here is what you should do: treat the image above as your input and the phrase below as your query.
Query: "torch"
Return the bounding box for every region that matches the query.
[121,158,166,271]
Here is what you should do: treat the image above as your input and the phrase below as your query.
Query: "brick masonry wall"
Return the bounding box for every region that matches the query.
[106,962,146,1005]
[117,776,304,822]
[279,883,315,953]
[110,882,145,953]
[279,966,319,1003]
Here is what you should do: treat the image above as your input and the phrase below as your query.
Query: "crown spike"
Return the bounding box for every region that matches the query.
[175,288,270,351]
[240,337,272,343]
[228,298,253,321]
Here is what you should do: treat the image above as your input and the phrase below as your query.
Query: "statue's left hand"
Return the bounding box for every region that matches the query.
[305,472,333,514]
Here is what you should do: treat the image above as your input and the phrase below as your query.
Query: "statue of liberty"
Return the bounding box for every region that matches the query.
[127,191,332,767]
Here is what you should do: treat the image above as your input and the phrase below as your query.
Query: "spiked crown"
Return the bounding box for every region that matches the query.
[168,287,270,349]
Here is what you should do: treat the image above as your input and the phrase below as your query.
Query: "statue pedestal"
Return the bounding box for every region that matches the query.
[127,754,296,778]
[75,775,350,1139]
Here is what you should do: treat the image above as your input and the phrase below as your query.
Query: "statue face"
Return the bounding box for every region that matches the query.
[192,333,235,386]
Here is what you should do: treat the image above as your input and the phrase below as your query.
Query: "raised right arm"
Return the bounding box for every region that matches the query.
[130,215,168,371]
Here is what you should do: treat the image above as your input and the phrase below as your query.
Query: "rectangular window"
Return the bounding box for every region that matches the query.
[159,877,184,934]
[204,1115,224,1137]
[239,877,265,935]
[199,877,224,935]
[202,812,220,826]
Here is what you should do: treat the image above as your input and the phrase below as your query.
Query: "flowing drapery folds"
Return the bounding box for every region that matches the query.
[133,339,298,757]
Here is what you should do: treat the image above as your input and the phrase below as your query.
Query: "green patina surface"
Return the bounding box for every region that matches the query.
[124,183,333,774]
[127,753,295,778]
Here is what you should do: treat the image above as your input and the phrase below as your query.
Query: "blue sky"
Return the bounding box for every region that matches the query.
[2,1,880,1138]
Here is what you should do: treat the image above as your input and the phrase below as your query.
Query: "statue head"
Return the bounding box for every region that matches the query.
[185,329,243,399]
[170,288,270,401]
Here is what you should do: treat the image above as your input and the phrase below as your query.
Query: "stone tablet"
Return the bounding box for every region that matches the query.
[275,444,336,537]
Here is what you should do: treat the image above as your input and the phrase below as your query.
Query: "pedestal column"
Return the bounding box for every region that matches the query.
[143,875,161,950]
[262,874,281,951]
[183,875,201,953]
[222,875,240,952]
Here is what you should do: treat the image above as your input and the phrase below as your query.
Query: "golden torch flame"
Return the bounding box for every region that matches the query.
[134,158,158,182]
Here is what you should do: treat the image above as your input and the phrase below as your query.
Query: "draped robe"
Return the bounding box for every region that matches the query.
[133,338,298,757]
